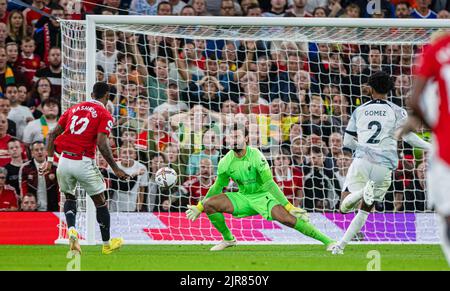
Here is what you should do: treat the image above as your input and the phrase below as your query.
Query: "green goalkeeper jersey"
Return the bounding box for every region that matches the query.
[217,146,270,194]
[201,146,289,207]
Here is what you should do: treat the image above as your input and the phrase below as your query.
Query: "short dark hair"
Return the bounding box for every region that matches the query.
[4,83,17,91]
[7,137,21,145]
[30,140,45,150]
[310,146,325,155]
[397,1,411,8]
[92,82,110,99]
[41,98,60,108]
[368,71,393,94]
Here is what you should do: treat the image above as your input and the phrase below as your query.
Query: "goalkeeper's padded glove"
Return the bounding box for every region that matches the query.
[186,201,204,222]
[285,203,309,222]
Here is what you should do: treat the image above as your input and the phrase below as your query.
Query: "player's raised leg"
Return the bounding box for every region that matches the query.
[270,205,335,247]
[202,194,236,251]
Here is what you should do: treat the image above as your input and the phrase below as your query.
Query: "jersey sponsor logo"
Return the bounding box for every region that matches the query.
[364,110,387,117]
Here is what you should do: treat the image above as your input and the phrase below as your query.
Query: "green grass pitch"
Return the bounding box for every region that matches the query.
[0,245,448,271]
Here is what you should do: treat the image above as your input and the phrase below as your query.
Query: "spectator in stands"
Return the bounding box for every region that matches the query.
[23,98,59,145]
[33,5,64,65]
[391,74,411,107]
[411,0,437,18]
[181,158,215,205]
[221,99,238,114]
[0,98,17,137]
[395,1,412,18]
[246,3,262,16]
[191,0,211,16]
[19,141,59,211]
[327,0,344,17]
[23,0,51,28]
[330,93,350,133]
[238,71,269,114]
[312,6,328,17]
[438,9,450,18]
[157,1,173,15]
[115,81,139,124]
[290,135,307,168]
[147,153,168,211]
[6,10,28,45]
[361,46,383,84]
[153,80,189,115]
[334,149,352,193]
[342,3,360,17]
[27,77,53,117]
[0,22,7,46]
[239,0,258,15]
[402,162,427,211]
[108,146,148,212]
[5,84,34,141]
[5,42,18,68]
[263,0,288,17]
[302,95,332,143]
[0,0,8,24]
[130,0,160,15]
[180,5,196,16]
[327,132,343,165]
[185,75,229,112]
[163,142,188,183]
[20,193,37,211]
[5,138,24,195]
[273,148,303,207]
[303,146,339,211]
[187,128,220,175]
[96,30,118,81]
[220,0,237,16]
[0,167,18,211]
[17,85,28,105]
[34,47,62,99]
[16,37,43,87]
[147,56,169,110]
[169,0,186,14]
[285,0,312,17]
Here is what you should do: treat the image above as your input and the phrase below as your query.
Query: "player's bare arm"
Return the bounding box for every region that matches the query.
[39,124,64,175]
[97,132,130,180]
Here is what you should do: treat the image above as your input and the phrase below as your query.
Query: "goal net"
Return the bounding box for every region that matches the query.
[57,16,446,245]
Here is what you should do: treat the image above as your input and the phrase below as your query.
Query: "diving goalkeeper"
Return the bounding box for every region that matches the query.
[186,126,337,251]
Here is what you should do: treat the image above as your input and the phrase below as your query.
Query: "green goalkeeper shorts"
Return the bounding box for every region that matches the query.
[225,191,281,221]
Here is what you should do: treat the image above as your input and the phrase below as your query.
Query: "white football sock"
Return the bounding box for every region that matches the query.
[439,216,450,266]
[339,210,369,249]
[340,190,364,213]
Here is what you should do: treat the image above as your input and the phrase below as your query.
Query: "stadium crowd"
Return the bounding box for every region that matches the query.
[0,0,438,213]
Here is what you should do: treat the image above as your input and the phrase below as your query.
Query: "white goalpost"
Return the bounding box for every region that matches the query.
[56,16,450,245]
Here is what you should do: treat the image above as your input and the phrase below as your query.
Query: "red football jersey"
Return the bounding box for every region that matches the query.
[273,167,303,205]
[182,176,214,205]
[416,35,450,165]
[0,186,18,210]
[56,100,114,159]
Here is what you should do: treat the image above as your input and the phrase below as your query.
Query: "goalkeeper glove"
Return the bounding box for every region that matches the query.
[186,202,204,221]
[285,203,309,222]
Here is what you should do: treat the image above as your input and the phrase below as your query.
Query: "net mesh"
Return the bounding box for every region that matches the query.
[58,19,441,244]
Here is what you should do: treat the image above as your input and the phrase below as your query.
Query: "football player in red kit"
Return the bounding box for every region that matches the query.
[398,31,450,266]
[41,82,129,255]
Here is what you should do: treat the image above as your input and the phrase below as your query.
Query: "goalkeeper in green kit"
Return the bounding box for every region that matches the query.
[186,126,337,251]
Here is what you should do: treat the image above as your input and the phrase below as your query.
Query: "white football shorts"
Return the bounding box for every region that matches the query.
[57,155,106,196]
[343,158,392,202]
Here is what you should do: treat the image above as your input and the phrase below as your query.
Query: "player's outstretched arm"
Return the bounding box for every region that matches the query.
[259,162,309,221]
[97,132,130,180]
[40,124,64,175]
[402,132,432,150]
[186,172,229,222]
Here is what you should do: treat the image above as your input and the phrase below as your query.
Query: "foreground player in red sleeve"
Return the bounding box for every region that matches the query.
[398,31,450,266]
[40,82,130,255]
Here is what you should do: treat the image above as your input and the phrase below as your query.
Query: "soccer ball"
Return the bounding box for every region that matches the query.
[155,167,178,188]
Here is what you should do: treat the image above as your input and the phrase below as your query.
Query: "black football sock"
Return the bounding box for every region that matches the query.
[64,199,77,229]
[96,204,111,243]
